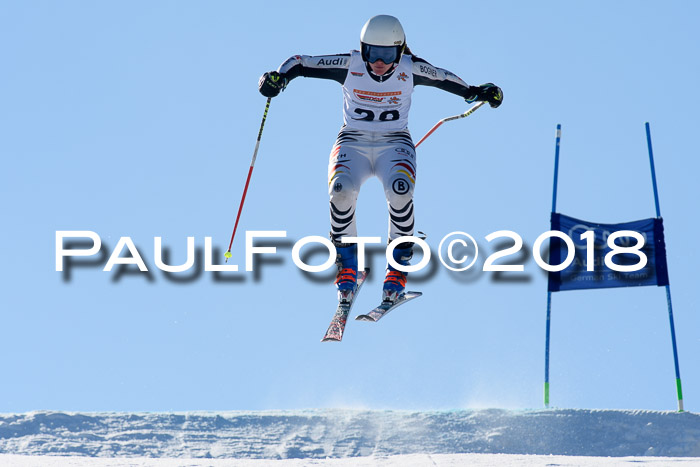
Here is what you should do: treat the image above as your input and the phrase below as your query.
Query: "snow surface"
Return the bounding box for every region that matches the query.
[1,453,700,466]
[0,409,699,465]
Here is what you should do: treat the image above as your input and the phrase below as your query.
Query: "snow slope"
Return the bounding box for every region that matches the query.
[0,409,699,462]
[1,453,700,467]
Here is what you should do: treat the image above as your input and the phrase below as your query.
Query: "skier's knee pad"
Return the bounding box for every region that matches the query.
[385,173,414,206]
[329,175,358,209]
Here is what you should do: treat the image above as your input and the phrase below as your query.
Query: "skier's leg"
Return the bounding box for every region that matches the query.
[328,130,372,301]
[375,132,417,301]
[328,134,372,244]
[375,131,416,242]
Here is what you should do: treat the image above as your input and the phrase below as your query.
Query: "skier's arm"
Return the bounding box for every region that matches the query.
[278,54,350,83]
[259,54,350,97]
[412,56,502,108]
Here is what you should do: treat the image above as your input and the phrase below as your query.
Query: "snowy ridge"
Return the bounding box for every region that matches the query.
[0,409,699,459]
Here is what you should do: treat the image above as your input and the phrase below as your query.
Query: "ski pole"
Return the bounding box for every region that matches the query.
[224,97,272,261]
[414,101,486,148]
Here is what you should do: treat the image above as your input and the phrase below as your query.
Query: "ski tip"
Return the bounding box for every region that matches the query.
[321,336,342,342]
[355,314,376,322]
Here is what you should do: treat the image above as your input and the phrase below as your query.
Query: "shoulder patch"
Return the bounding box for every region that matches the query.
[316,56,349,67]
[418,64,438,78]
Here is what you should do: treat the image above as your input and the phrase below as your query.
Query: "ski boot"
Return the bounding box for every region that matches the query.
[335,243,358,304]
[383,244,412,303]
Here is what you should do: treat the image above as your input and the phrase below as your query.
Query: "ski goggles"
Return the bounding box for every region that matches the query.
[362,44,402,64]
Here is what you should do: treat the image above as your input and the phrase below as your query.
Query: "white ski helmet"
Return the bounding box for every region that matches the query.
[360,15,406,65]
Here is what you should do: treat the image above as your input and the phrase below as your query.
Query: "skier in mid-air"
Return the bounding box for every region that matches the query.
[259,14,502,306]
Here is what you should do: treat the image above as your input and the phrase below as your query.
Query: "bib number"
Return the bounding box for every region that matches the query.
[353,108,400,122]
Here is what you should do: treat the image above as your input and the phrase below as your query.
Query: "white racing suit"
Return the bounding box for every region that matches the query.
[276,50,475,244]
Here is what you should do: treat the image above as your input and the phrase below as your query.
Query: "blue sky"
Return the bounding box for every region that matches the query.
[1,1,699,413]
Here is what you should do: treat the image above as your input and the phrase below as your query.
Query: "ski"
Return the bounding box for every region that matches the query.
[355,291,422,322]
[321,270,369,342]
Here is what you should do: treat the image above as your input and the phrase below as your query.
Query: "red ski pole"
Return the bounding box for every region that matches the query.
[414,101,486,148]
[224,97,272,261]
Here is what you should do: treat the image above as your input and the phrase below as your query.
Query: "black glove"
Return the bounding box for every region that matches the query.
[258,71,287,98]
[465,83,503,108]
